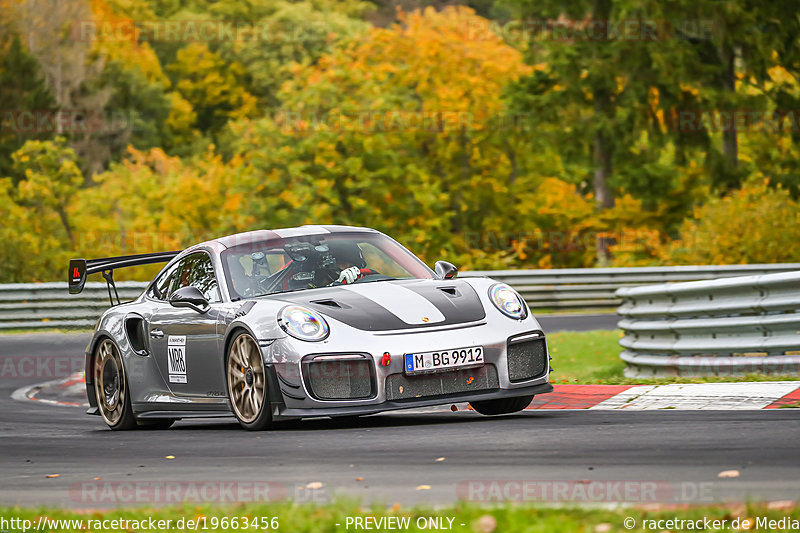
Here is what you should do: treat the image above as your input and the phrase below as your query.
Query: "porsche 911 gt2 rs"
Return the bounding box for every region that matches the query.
[69,225,552,430]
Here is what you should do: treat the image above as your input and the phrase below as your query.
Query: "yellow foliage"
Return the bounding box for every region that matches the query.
[664,176,800,265]
[89,0,169,85]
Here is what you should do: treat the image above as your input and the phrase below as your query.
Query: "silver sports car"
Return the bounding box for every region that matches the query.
[69,225,552,430]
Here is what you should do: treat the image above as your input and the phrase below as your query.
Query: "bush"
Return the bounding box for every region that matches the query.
[667,176,800,264]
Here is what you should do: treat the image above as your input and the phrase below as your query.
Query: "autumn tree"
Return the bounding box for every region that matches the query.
[166,43,257,140]
[0,34,58,180]
[7,137,83,248]
[502,0,671,264]
[226,7,553,267]
[210,0,370,109]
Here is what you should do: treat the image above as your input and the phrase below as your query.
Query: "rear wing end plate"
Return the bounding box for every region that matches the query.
[68,251,181,305]
[68,258,88,294]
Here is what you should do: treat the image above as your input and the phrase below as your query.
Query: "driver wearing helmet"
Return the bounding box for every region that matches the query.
[327,241,377,285]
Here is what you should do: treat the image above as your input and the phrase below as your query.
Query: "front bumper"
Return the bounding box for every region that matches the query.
[274,381,553,418]
[265,320,551,419]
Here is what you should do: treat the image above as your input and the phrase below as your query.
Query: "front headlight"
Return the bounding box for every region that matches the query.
[278,305,329,341]
[489,283,528,320]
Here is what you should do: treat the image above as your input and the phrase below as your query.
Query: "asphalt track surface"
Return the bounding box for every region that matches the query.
[1,322,799,508]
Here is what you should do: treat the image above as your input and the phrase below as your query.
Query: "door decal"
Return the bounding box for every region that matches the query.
[167,335,187,383]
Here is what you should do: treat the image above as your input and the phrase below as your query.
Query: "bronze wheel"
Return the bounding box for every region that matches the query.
[226,332,272,430]
[94,339,136,430]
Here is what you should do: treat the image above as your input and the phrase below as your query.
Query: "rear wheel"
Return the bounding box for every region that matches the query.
[94,339,137,430]
[226,332,272,431]
[469,394,534,416]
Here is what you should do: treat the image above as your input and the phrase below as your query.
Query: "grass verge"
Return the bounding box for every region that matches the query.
[547,330,800,385]
[1,501,798,532]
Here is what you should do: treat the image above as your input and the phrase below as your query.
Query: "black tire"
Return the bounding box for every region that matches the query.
[226,331,273,431]
[137,419,176,430]
[93,338,137,430]
[469,394,535,416]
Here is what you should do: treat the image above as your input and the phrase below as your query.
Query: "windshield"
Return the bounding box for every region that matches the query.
[221,232,434,299]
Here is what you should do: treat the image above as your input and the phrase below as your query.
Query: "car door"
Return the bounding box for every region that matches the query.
[147,251,226,398]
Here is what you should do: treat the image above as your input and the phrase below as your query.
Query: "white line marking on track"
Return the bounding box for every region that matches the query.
[592,382,800,410]
[11,373,87,407]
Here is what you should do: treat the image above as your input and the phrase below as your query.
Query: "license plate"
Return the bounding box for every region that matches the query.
[404,346,484,374]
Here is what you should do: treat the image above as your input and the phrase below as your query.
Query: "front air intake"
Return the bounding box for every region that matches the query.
[303,355,374,400]
[507,332,548,382]
[385,365,499,401]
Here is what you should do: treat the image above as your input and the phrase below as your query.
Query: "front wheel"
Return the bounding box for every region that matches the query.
[226,332,272,431]
[469,394,534,416]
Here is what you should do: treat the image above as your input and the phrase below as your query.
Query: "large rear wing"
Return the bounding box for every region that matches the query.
[69,251,180,305]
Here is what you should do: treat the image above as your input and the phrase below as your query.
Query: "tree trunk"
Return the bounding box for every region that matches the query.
[57,206,74,245]
[593,125,615,266]
[593,130,614,211]
[591,0,615,266]
[449,125,470,234]
[720,45,738,169]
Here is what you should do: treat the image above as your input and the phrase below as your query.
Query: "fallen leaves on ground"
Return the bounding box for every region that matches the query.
[475,515,497,533]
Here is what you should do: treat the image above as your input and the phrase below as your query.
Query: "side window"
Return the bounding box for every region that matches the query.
[174,252,221,303]
[148,262,181,301]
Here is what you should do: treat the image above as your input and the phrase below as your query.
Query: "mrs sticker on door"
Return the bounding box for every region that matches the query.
[167,335,187,383]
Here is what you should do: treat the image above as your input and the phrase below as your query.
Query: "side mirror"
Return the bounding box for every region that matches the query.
[169,286,210,314]
[434,261,458,280]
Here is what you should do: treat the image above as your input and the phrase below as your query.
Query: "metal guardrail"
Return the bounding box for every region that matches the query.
[465,263,800,309]
[1,263,799,330]
[616,271,800,377]
[0,281,148,330]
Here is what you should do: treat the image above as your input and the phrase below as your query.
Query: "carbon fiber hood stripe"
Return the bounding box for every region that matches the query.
[274,279,485,331]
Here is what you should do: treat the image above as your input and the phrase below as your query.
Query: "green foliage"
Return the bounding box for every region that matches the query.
[0,0,799,282]
[225,7,549,268]
[213,1,370,108]
[0,137,82,280]
[0,34,57,181]
[12,137,83,241]
[167,43,257,136]
[0,178,62,282]
[667,177,800,264]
